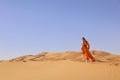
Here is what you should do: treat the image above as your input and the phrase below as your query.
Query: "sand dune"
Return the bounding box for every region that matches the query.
[0,50,120,80]
[9,50,120,63]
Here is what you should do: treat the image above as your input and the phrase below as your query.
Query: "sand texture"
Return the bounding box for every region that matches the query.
[0,50,120,80]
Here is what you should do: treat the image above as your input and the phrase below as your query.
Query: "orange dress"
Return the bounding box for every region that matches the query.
[81,40,95,62]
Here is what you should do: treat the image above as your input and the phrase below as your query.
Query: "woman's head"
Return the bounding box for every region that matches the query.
[82,37,86,41]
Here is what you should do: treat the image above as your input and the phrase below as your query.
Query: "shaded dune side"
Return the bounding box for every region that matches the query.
[92,50,120,62]
[9,50,120,63]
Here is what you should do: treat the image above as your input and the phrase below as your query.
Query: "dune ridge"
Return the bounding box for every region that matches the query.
[9,50,120,63]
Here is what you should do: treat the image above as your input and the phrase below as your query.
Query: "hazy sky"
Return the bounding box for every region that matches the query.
[0,0,120,60]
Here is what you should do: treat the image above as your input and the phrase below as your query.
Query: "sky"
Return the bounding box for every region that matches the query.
[0,0,120,60]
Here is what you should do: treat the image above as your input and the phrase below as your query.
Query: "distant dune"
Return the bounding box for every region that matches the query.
[0,50,120,80]
[9,50,120,63]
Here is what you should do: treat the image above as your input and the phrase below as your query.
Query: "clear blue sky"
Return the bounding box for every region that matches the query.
[0,0,120,60]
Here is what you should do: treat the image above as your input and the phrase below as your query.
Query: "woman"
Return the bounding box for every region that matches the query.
[81,37,95,62]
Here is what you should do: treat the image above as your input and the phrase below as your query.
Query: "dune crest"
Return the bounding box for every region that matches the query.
[9,50,120,63]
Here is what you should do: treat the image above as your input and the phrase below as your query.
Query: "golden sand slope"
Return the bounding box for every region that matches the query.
[0,50,120,80]
[0,61,120,80]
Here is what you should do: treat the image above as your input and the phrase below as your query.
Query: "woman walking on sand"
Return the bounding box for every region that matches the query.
[81,37,95,62]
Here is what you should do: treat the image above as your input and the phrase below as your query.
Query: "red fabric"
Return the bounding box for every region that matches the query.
[81,40,95,62]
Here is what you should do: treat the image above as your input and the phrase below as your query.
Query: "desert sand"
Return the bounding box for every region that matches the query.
[0,50,120,80]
